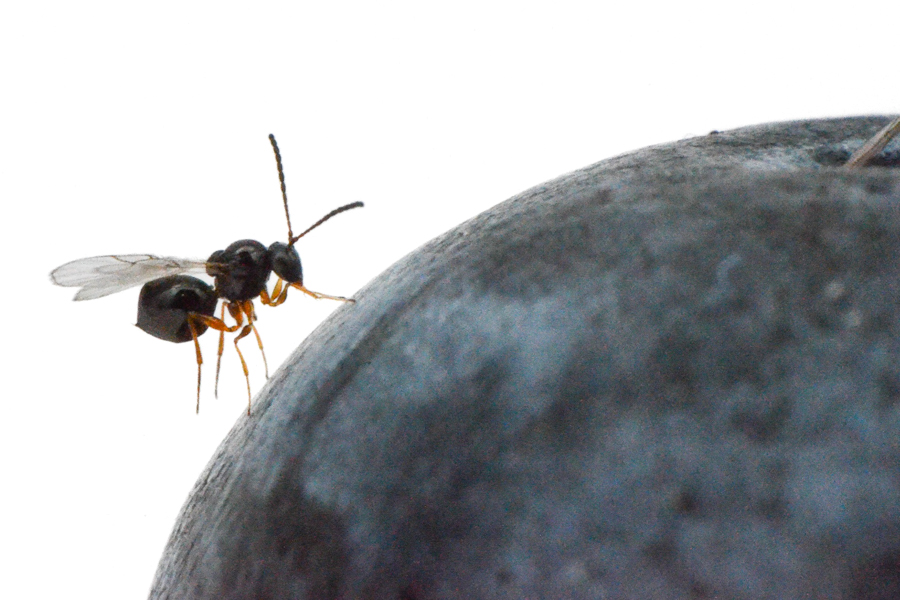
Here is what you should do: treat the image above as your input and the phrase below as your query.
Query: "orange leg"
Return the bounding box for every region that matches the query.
[187,315,205,414]
[231,320,254,415]
[291,282,356,303]
[240,300,269,380]
[214,302,228,398]
[190,307,247,412]
[271,278,285,303]
[260,278,290,307]
[214,302,247,398]
[262,279,354,306]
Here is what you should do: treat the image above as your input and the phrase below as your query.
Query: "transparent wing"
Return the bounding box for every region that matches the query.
[50,254,210,301]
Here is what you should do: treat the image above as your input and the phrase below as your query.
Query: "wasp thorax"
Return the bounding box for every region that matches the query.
[206,239,271,301]
[269,241,303,284]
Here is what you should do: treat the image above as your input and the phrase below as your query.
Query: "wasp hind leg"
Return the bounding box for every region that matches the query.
[186,315,205,414]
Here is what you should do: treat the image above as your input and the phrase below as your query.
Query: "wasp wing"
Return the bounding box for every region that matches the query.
[50,254,210,301]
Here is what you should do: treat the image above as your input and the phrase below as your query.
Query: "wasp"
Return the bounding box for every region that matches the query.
[51,134,363,414]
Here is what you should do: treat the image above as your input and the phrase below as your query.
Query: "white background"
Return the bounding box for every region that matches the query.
[2,1,897,598]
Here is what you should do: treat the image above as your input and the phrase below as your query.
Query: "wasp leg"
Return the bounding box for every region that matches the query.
[215,302,246,398]
[231,321,255,415]
[186,315,205,414]
[272,278,286,304]
[290,282,356,303]
[260,278,289,307]
[240,300,269,380]
[213,302,229,399]
[190,309,247,412]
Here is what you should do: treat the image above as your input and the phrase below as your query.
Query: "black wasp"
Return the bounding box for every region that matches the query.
[51,134,363,415]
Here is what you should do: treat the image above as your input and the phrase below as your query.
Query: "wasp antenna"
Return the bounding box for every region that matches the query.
[269,134,295,241]
[290,201,365,245]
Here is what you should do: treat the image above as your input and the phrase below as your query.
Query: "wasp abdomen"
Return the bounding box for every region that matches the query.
[136,275,218,343]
